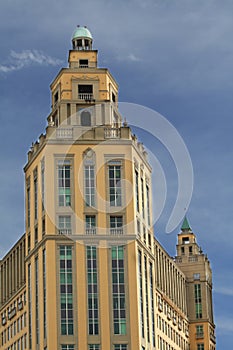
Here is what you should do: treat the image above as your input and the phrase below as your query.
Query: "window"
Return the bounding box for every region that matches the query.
[181,246,185,255]
[196,325,204,338]
[182,237,189,244]
[54,91,58,104]
[28,234,31,252]
[81,110,91,126]
[146,184,150,225]
[148,233,151,249]
[197,344,204,350]
[137,219,141,237]
[112,246,126,335]
[58,216,72,235]
[144,256,150,342]
[195,284,202,319]
[84,165,95,206]
[193,273,200,280]
[60,246,73,335]
[109,164,122,206]
[138,250,144,338]
[110,216,123,234]
[87,246,99,335]
[114,345,127,350]
[143,226,146,244]
[28,264,32,349]
[34,226,38,245]
[35,257,39,344]
[141,177,145,218]
[26,179,30,228]
[61,346,74,350]
[58,160,71,207]
[86,215,96,234]
[138,250,145,338]
[43,249,47,339]
[42,217,46,236]
[79,59,88,68]
[149,262,155,346]
[112,92,116,102]
[41,159,45,211]
[189,246,193,255]
[34,169,38,220]
[78,84,93,100]
[135,169,139,212]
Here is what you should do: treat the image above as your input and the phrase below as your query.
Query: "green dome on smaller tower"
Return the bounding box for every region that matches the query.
[72,26,93,40]
[181,216,191,231]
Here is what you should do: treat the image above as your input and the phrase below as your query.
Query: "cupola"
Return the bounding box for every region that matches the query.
[72,25,93,50]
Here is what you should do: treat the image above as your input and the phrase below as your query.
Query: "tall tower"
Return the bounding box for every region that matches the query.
[175,217,216,350]
[0,26,215,350]
[23,26,154,350]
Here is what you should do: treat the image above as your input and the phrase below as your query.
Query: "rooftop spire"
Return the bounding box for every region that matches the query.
[181,216,191,231]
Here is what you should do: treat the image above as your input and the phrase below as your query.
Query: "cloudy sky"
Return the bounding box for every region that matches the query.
[0,0,233,347]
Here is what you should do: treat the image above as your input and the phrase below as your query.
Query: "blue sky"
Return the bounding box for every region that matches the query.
[0,0,233,347]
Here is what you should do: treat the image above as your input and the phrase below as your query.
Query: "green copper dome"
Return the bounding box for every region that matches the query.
[181,216,191,231]
[72,26,93,40]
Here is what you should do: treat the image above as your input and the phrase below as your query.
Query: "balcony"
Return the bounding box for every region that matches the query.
[104,127,121,139]
[58,229,72,235]
[196,332,204,339]
[86,228,96,235]
[78,93,94,101]
[188,256,198,262]
[210,333,216,343]
[110,228,123,235]
[56,128,73,139]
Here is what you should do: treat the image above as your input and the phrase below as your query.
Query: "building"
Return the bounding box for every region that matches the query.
[0,26,216,350]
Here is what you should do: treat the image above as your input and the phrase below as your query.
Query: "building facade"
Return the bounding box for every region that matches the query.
[0,27,216,350]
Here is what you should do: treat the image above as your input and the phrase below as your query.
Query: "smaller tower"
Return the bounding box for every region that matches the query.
[175,217,216,350]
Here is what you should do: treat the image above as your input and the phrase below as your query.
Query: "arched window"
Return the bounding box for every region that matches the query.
[81,111,91,126]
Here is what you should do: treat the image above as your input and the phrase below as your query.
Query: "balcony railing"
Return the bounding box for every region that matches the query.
[196,332,204,339]
[210,333,216,343]
[56,128,73,139]
[188,256,198,262]
[110,228,123,235]
[104,127,121,139]
[58,229,72,235]
[79,64,89,68]
[78,93,94,101]
[86,228,96,235]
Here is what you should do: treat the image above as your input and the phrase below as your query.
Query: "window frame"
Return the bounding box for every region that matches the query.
[108,162,122,207]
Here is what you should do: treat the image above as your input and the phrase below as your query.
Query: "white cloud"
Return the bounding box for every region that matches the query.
[216,316,233,333]
[116,53,141,63]
[0,50,63,73]
[127,54,141,62]
[214,286,233,297]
